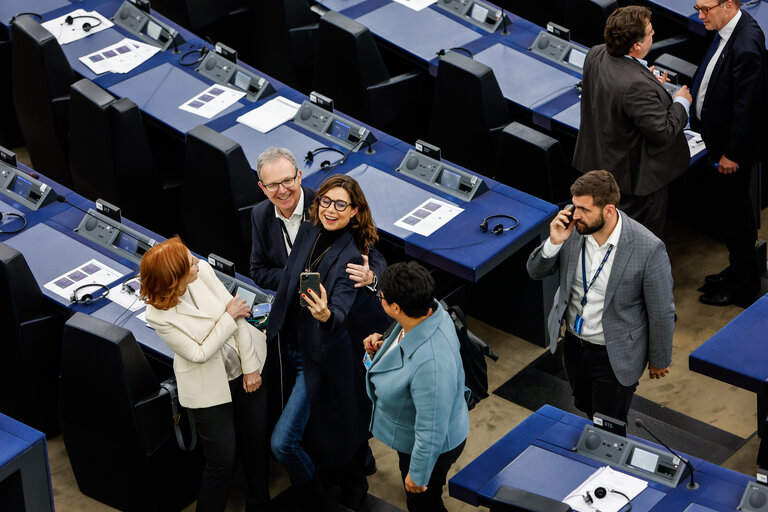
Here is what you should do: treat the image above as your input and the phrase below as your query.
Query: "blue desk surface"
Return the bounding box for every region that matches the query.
[0,413,46,468]
[449,405,754,511]
[689,293,768,394]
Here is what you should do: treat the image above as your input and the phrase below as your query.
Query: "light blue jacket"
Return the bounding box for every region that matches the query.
[365,301,469,486]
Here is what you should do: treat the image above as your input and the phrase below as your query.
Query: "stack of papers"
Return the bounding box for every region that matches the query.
[685,129,706,158]
[236,96,301,133]
[179,84,245,119]
[394,198,463,237]
[79,38,160,75]
[563,466,647,512]
[393,0,436,11]
[41,9,113,45]
[43,259,124,301]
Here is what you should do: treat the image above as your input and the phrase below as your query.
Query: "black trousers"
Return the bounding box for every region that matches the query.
[563,331,638,424]
[619,185,669,239]
[397,440,465,512]
[190,374,270,512]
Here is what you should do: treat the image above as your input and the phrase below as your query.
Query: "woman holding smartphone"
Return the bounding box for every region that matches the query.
[267,175,386,512]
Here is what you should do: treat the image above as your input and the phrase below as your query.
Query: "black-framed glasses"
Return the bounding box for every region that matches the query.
[375,290,384,302]
[693,1,726,15]
[261,171,298,192]
[318,195,352,212]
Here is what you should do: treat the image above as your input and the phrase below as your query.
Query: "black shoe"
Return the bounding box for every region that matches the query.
[700,285,758,307]
[705,266,732,286]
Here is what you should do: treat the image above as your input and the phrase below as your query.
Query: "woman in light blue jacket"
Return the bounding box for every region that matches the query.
[364,261,469,512]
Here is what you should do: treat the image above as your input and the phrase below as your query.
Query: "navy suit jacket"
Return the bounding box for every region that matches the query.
[692,10,768,167]
[249,186,386,290]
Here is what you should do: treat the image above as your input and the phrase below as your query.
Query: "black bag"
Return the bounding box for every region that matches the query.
[159,378,198,452]
[440,301,499,410]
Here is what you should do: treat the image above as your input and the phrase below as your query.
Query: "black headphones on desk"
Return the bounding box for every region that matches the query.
[0,212,27,235]
[63,14,102,32]
[70,283,110,305]
[480,214,519,235]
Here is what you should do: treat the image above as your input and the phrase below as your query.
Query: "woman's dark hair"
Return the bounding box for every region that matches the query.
[309,174,378,254]
[380,261,434,318]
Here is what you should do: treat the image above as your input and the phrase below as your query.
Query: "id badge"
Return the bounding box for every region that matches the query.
[573,314,584,335]
[362,352,372,370]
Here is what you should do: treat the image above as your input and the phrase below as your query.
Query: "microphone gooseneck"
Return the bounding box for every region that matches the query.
[634,418,698,490]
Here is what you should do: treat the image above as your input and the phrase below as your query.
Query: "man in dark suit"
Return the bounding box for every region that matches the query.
[573,6,692,237]
[249,147,383,291]
[691,0,767,306]
[527,171,674,423]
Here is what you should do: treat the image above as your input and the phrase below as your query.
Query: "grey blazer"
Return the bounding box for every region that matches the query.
[526,212,674,386]
[572,44,690,196]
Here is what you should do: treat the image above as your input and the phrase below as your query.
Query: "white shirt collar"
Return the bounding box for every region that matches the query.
[718,9,741,43]
[274,188,305,221]
[585,211,623,249]
[626,55,648,67]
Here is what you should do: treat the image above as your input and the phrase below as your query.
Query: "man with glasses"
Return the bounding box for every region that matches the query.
[249,146,385,292]
[573,6,692,237]
[690,0,767,306]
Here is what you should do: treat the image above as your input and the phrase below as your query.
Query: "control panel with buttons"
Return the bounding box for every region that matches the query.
[396,145,488,201]
[530,30,588,73]
[436,0,504,33]
[196,51,275,102]
[575,425,689,487]
[0,162,57,210]
[293,99,376,151]
[75,209,156,264]
[113,0,183,51]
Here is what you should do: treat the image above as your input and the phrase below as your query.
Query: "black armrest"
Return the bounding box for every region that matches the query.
[366,71,423,126]
[134,388,173,455]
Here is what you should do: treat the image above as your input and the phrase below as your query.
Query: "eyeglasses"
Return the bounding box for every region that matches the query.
[261,171,298,192]
[693,1,725,15]
[318,195,352,212]
[375,290,384,302]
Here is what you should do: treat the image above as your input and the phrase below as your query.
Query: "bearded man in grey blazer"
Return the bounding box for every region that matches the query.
[572,6,691,237]
[527,171,674,423]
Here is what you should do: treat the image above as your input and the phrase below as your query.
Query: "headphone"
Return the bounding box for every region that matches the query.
[70,283,110,305]
[64,14,102,32]
[480,214,519,235]
[580,487,632,512]
[0,212,27,234]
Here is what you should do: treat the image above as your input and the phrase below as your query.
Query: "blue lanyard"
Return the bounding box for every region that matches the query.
[580,239,614,309]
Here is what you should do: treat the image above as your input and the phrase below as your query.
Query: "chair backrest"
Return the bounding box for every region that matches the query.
[60,313,199,511]
[313,11,390,122]
[429,51,510,176]
[181,125,264,271]
[560,0,617,48]
[0,243,62,435]
[11,16,75,187]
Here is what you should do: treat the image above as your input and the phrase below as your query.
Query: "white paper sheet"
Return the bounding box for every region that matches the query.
[563,466,647,512]
[43,259,124,301]
[393,0,436,11]
[108,276,145,311]
[685,129,706,158]
[179,84,245,119]
[393,198,463,237]
[236,96,301,133]
[42,10,114,45]
[79,38,160,75]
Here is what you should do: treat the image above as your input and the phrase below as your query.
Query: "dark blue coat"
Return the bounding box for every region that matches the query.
[267,223,388,467]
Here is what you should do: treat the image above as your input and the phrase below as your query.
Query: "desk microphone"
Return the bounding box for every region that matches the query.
[55,196,144,244]
[634,418,698,490]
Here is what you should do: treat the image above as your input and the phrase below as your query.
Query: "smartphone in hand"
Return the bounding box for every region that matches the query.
[564,204,575,227]
[299,272,320,306]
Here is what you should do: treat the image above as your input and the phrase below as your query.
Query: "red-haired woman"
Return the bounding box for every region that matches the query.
[267,175,388,511]
[140,236,269,512]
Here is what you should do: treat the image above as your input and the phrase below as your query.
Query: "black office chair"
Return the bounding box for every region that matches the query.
[60,313,201,511]
[313,11,423,130]
[247,0,318,92]
[558,0,617,48]
[11,16,75,187]
[429,51,511,176]
[181,125,264,272]
[652,53,698,87]
[496,122,575,204]
[0,22,23,149]
[69,79,180,236]
[0,243,65,436]
[490,486,573,512]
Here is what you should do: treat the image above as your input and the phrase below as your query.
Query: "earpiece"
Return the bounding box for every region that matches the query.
[70,283,109,305]
[479,214,519,235]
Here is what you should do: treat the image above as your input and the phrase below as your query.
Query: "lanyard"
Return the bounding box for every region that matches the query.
[279,220,293,250]
[580,239,614,309]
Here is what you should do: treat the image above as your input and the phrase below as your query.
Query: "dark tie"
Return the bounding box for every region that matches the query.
[691,32,722,104]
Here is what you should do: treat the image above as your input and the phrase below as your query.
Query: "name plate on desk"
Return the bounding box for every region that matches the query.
[396,148,487,201]
[196,52,275,102]
[530,30,588,73]
[0,163,57,210]
[293,100,375,151]
[74,209,156,264]
[113,0,183,51]
[576,425,689,488]
[436,0,504,33]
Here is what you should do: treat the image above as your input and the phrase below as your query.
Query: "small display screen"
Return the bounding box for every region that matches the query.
[567,49,587,69]
[329,120,351,140]
[470,3,489,22]
[439,169,462,190]
[235,286,257,308]
[629,447,659,473]
[9,174,34,199]
[144,20,162,40]
[115,231,139,254]
[233,71,251,91]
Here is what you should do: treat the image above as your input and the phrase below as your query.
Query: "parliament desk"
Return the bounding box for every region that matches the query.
[449,405,755,511]
[690,293,768,434]
[0,413,54,512]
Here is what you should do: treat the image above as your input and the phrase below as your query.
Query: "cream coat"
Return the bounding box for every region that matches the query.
[146,260,267,408]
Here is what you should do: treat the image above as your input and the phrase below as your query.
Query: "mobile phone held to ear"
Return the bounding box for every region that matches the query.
[299,272,320,306]
[564,204,575,227]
